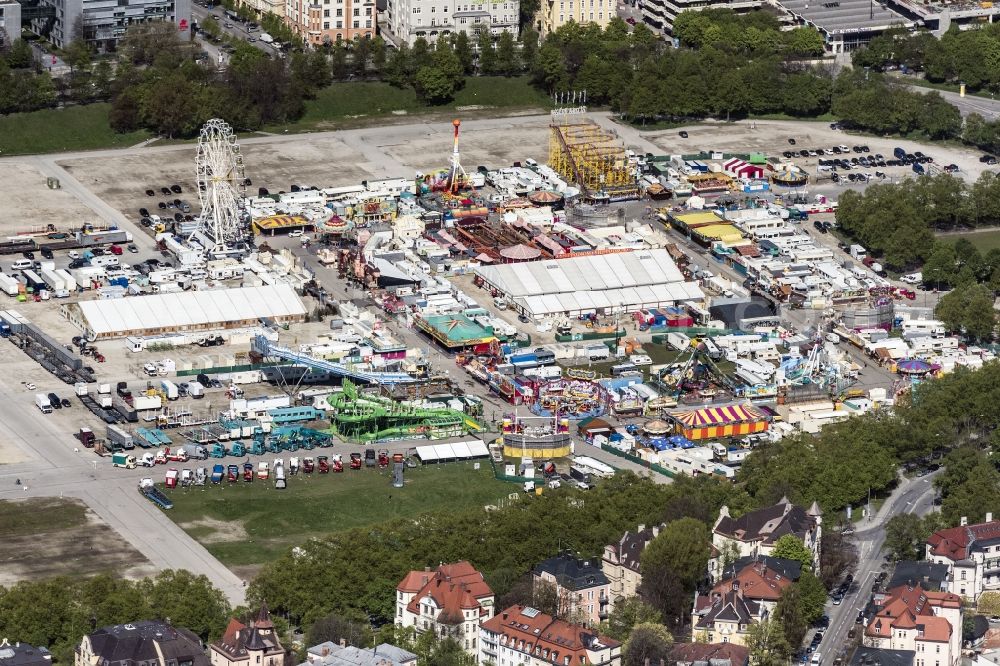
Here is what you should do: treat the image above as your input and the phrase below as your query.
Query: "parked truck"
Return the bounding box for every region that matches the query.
[138,478,173,510]
[35,393,52,414]
[0,273,19,297]
[78,427,95,448]
[132,394,162,411]
[112,452,136,469]
[181,444,208,460]
[187,381,205,398]
[107,424,135,450]
[211,464,224,484]
[161,380,179,400]
[274,460,286,489]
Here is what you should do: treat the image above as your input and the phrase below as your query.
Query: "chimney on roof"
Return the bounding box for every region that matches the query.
[988,512,994,523]
[961,516,968,526]
[425,566,431,572]
[503,612,509,620]
[321,648,330,657]
[339,640,347,648]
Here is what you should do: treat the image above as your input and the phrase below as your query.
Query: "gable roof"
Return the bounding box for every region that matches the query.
[927,520,1000,562]
[888,561,950,592]
[672,642,750,666]
[481,605,619,663]
[712,559,797,602]
[695,590,762,628]
[866,583,961,643]
[398,561,493,625]
[605,525,662,573]
[714,499,816,546]
[534,552,609,591]
[211,607,284,662]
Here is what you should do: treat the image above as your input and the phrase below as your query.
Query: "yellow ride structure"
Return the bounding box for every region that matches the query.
[548,112,638,201]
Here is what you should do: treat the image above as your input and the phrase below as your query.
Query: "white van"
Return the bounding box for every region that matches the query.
[11,259,32,271]
[811,653,822,665]
[493,296,508,310]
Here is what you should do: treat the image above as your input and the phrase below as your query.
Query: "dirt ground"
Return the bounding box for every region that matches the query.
[0,497,155,584]
[645,119,993,181]
[0,162,97,234]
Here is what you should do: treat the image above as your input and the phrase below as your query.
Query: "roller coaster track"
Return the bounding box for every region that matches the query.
[251,335,417,386]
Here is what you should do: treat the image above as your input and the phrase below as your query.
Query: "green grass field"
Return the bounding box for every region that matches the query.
[164,461,513,569]
[273,76,552,132]
[0,104,151,155]
[0,497,88,536]
[938,229,1000,252]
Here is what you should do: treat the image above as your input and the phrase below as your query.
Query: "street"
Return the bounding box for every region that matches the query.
[817,469,941,665]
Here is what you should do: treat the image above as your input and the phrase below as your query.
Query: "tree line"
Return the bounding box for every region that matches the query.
[853,24,1000,94]
[0,570,231,663]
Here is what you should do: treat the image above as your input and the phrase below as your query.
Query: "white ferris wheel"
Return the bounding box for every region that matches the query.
[195,119,247,250]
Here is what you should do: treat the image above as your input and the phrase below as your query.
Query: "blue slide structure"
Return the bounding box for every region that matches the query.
[251,335,417,386]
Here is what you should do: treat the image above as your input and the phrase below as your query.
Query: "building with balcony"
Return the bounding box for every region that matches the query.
[709,497,821,581]
[478,605,621,666]
[27,0,189,50]
[396,561,495,654]
[75,621,210,666]
[864,582,962,666]
[671,642,749,666]
[210,604,285,666]
[638,0,760,36]
[534,0,613,35]
[533,552,611,627]
[602,523,662,602]
[926,513,1000,601]
[284,0,374,45]
[383,0,517,45]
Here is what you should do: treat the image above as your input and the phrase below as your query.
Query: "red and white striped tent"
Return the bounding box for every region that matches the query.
[723,158,764,180]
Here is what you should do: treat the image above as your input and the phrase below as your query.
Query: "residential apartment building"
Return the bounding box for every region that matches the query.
[691,590,766,646]
[478,605,621,666]
[384,0,518,45]
[0,641,51,666]
[534,0,613,36]
[709,497,822,581]
[864,583,963,666]
[210,605,285,666]
[284,0,374,45]
[602,524,662,602]
[29,0,189,49]
[692,557,800,644]
[639,0,761,36]
[533,552,611,627]
[926,514,1000,600]
[76,621,211,666]
[0,1,20,44]
[396,561,495,654]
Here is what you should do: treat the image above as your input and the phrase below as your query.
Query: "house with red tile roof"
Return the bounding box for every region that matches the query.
[478,605,621,666]
[210,605,285,666]
[671,642,749,666]
[926,513,1000,601]
[395,562,495,654]
[864,582,962,666]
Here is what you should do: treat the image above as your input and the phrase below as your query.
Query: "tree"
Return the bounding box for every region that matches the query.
[477,29,497,75]
[623,623,674,666]
[935,283,997,340]
[745,618,792,666]
[923,244,958,289]
[819,531,858,595]
[640,518,711,591]
[496,31,519,76]
[774,585,808,650]
[797,573,828,624]
[532,580,559,617]
[771,535,814,571]
[520,27,539,71]
[978,591,1000,617]
[452,32,475,75]
[307,612,374,648]
[884,513,930,561]
[601,597,663,642]
[141,570,230,641]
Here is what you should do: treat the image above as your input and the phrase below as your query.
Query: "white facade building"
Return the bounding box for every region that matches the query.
[926,514,1000,601]
[385,0,518,44]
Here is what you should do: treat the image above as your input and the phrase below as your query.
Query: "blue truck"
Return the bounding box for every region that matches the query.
[138,479,173,510]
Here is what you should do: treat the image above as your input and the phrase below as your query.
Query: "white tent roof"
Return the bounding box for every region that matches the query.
[416,439,489,462]
[78,284,306,336]
[476,249,704,317]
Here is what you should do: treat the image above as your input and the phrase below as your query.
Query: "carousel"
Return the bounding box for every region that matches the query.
[530,377,610,420]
